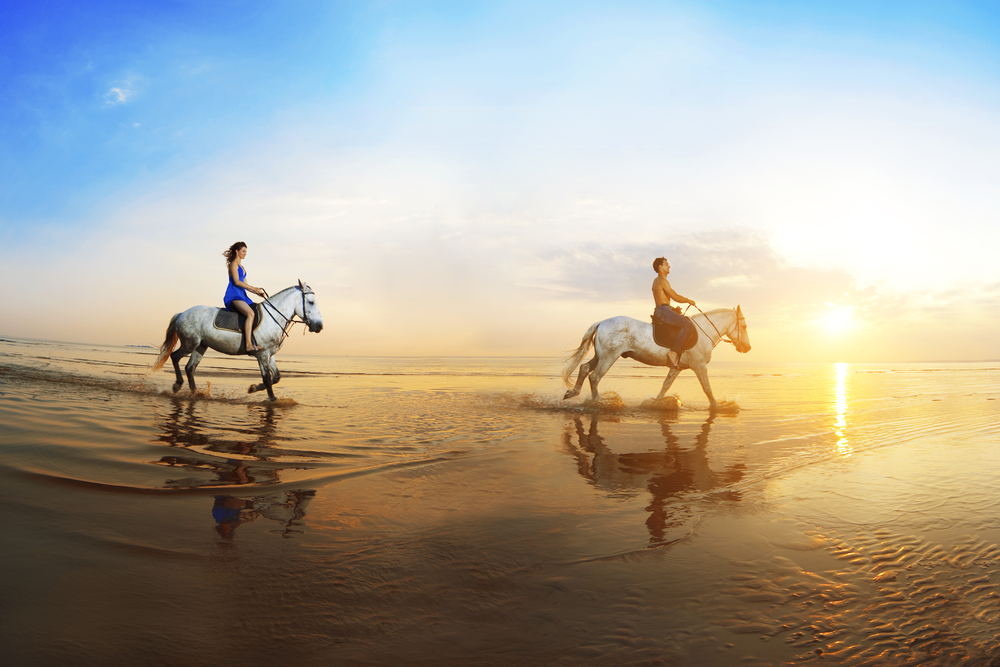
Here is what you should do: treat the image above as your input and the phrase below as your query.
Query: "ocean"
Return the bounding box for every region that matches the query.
[1,336,998,666]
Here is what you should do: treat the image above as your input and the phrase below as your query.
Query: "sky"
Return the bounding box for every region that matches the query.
[2,0,999,362]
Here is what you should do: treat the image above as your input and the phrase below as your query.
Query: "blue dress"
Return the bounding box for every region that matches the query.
[224,264,255,311]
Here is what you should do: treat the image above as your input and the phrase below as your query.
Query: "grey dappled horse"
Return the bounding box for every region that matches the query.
[153,281,323,401]
[562,307,750,409]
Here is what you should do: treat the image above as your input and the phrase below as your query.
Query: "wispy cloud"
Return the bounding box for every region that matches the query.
[104,76,139,106]
[104,86,130,105]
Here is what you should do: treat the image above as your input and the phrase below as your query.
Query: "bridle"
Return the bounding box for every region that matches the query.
[259,286,314,346]
[729,310,746,349]
[685,305,746,350]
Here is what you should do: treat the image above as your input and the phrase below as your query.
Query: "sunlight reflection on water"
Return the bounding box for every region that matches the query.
[834,362,853,458]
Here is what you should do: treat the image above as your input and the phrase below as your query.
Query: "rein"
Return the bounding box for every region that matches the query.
[259,287,312,346]
[684,305,743,349]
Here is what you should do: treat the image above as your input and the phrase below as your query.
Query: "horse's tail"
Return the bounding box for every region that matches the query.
[152,314,180,372]
[561,321,600,387]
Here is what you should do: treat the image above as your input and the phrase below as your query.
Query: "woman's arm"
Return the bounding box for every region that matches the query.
[230,263,264,296]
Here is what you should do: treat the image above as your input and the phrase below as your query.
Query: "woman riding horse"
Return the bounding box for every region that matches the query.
[223,241,266,354]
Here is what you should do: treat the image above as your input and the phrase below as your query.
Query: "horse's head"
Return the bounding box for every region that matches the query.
[297,279,324,333]
[732,305,751,353]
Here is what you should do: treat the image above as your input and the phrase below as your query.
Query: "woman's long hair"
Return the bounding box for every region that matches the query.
[223,241,246,266]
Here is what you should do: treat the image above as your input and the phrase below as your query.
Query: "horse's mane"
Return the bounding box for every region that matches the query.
[269,284,302,299]
[691,307,733,321]
[688,308,738,338]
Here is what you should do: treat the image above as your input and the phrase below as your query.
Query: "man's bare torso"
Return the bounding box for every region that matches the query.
[652,275,674,306]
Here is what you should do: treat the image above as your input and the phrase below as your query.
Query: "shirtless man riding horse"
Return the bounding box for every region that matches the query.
[651,257,697,369]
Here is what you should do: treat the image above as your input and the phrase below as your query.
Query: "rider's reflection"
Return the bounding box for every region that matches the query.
[565,414,745,545]
[212,490,316,539]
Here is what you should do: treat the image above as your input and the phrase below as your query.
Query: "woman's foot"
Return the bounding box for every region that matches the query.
[246,343,263,354]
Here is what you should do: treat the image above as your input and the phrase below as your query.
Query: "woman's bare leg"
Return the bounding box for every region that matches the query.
[231,301,259,351]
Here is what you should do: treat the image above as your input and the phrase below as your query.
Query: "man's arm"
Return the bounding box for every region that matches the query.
[665,282,696,306]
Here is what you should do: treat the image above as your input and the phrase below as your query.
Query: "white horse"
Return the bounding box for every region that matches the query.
[562,306,750,408]
[153,281,323,401]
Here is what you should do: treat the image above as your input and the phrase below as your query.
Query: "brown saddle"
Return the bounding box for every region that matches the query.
[213,303,265,334]
[651,311,698,351]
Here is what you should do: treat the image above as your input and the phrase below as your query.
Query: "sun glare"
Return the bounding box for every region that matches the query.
[819,305,854,334]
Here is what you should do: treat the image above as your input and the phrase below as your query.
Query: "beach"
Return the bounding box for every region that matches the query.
[1,337,999,666]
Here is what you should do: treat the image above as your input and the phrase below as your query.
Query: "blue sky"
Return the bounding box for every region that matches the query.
[3,1,999,360]
[2,1,371,224]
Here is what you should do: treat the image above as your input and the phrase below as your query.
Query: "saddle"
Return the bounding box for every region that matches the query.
[651,309,698,351]
[213,303,265,334]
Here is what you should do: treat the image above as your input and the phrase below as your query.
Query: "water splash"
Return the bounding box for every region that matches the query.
[715,399,741,414]
[638,395,682,412]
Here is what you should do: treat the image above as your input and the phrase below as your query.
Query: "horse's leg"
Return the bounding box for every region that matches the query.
[690,363,719,409]
[587,354,620,400]
[564,355,598,400]
[655,367,682,399]
[185,344,208,393]
[256,352,276,401]
[248,357,280,395]
[169,345,192,393]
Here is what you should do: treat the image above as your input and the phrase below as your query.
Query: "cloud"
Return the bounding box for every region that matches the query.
[2,141,996,359]
[517,229,849,308]
[104,86,131,105]
[103,76,140,106]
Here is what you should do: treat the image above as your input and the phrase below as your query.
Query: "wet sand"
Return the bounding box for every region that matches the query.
[1,338,999,666]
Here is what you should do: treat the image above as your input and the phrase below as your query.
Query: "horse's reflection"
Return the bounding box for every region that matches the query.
[155,398,284,459]
[564,415,745,545]
[212,490,315,539]
[152,399,320,488]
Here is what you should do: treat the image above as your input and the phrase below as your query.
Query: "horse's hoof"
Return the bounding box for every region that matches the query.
[563,389,579,400]
[248,384,257,394]
[172,383,182,393]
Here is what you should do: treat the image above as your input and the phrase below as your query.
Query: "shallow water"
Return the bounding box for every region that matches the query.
[1,337,999,666]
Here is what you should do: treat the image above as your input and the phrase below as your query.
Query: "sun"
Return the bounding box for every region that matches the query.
[819,305,855,335]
